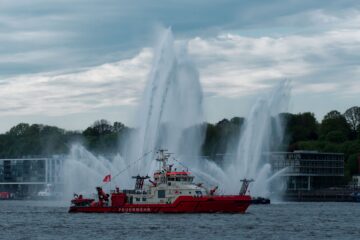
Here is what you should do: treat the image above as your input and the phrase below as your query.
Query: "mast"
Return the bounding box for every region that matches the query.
[239,179,254,196]
[156,149,170,170]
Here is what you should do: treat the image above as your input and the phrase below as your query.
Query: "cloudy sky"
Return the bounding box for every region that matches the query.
[0,0,359,132]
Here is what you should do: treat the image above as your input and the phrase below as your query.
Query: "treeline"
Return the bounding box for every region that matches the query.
[202,107,360,180]
[0,120,130,158]
[0,107,359,177]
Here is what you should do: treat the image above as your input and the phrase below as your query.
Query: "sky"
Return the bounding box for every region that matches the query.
[0,0,359,132]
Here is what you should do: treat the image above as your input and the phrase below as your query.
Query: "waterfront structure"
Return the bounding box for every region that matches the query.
[352,174,360,187]
[0,156,63,197]
[269,151,344,191]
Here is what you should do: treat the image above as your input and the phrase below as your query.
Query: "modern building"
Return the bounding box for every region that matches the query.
[0,156,63,197]
[352,155,360,187]
[269,151,345,191]
[352,174,360,187]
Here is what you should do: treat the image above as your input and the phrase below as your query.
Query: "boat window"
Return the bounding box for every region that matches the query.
[142,197,146,201]
[195,190,202,195]
[136,198,140,202]
[168,182,171,186]
[176,177,180,181]
[158,190,165,198]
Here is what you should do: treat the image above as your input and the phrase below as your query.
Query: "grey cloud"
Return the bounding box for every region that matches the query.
[1,0,359,76]
[187,24,360,99]
[0,48,151,117]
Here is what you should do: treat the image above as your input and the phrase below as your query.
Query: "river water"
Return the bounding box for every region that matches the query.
[0,201,359,240]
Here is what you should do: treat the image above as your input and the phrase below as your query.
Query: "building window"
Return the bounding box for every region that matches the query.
[158,190,165,198]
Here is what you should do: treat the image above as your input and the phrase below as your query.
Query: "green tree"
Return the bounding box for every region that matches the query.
[344,106,360,139]
[82,119,127,154]
[320,110,350,141]
[326,131,346,143]
[0,123,74,157]
[202,123,220,157]
[113,122,125,133]
[282,112,318,143]
[8,123,30,136]
[346,154,359,176]
[344,106,360,132]
[230,117,244,126]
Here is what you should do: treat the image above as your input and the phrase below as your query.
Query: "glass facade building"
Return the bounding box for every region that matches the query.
[0,157,63,197]
[269,151,344,190]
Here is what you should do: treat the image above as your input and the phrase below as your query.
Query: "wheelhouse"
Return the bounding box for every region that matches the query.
[153,171,194,184]
[166,172,194,183]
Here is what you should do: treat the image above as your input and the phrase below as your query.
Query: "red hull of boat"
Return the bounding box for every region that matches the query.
[69,195,251,213]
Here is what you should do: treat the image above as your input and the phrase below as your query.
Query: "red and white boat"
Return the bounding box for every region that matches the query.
[69,150,252,213]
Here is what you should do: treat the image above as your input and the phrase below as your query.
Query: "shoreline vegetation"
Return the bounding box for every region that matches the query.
[0,107,359,182]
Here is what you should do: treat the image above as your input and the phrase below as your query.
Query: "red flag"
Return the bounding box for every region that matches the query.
[103,174,111,182]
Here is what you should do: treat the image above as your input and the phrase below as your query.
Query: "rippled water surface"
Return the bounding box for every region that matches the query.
[1,201,359,240]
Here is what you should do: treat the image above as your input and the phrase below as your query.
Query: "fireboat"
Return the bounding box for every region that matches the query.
[69,150,252,213]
